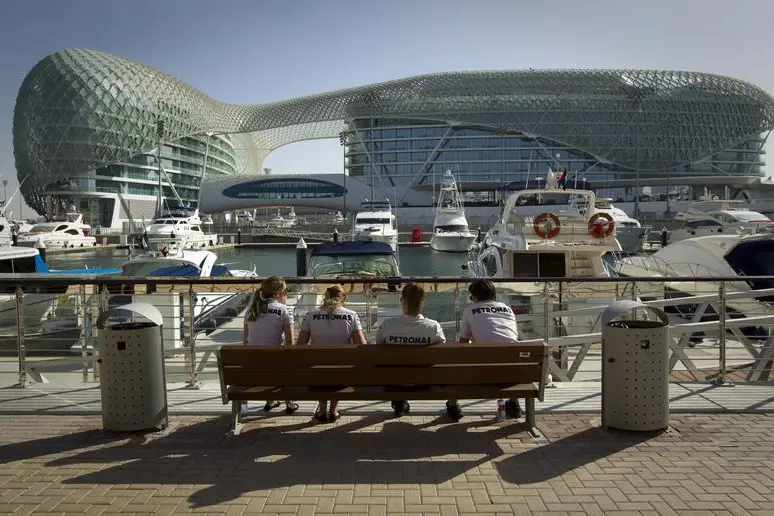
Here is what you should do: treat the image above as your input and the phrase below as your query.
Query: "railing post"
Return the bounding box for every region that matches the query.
[186,285,201,389]
[15,286,31,388]
[80,284,90,383]
[454,281,461,336]
[713,280,733,386]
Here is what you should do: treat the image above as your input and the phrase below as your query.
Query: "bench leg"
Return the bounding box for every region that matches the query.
[230,400,244,436]
[525,398,543,440]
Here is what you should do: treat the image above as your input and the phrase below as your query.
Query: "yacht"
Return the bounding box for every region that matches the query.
[615,233,774,357]
[593,198,650,253]
[110,247,254,336]
[465,187,621,338]
[0,246,119,354]
[143,205,217,251]
[285,209,297,227]
[267,209,288,228]
[297,240,402,334]
[668,200,772,243]
[16,213,97,249]
[430,171,477,253]
[352,199,399,251]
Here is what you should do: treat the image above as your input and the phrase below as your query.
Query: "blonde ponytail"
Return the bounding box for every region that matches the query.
[320,285,346,313]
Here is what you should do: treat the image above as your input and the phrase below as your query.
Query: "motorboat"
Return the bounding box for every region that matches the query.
[285,209,297,227]
[267,209,289,228]
[143,206,217,251]
[296,240,402,336]
[0,246,119,354]
[593,198,650,253]
[352,199,398,251]
[615,233,774,366]
[430,171,477,253]
[16,213,97,249]
[110,247,254,337]
[465,186,621,338]
[668,200,772,243]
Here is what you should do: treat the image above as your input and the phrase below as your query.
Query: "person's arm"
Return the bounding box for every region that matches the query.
[297,314,311,346]
[434,321,447,344]
[458,309,472,343]
[351,312,366,345]
[284,323,295,346]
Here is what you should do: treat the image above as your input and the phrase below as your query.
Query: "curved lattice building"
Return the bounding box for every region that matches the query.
[13,48,774,225]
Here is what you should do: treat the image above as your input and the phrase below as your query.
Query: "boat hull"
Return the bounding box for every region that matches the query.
[430,233,476,252]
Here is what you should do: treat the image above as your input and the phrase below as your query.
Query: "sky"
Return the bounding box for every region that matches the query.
[1,0,773,217]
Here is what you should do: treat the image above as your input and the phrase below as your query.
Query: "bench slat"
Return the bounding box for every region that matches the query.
[220,343,545,367]
[221,363,541,387]
[227,383,539,401]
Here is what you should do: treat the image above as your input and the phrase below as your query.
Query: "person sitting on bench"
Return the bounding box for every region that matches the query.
[297,285,366,423]
[446,279,522,422]
[243,276,298,415]
[375,283,446,418]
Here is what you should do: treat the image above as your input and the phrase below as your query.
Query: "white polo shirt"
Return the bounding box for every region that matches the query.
[375,314,446,345]
[245,299,292,347]
[459,300,519,343]
[300,307,362,345]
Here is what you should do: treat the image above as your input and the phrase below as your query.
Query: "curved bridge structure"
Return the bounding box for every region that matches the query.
[14,48,774,213]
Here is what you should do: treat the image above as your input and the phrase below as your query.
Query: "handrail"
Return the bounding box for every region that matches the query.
[3,274,774,287]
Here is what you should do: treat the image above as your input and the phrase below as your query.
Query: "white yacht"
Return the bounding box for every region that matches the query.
[615,233,774,358]
[267,209,290,228]
[16,213,97,249]
[430,171,477,253]
[352,199,398,251]
[668,200,772,243]
[593,198,650,253]
[285,209,297,227]
[465,187,621,338]
[143,205,216,251]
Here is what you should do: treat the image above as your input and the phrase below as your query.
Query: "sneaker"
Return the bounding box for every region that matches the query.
[394,401,410,418]
[446,401,463,422]
[505,399,522,419]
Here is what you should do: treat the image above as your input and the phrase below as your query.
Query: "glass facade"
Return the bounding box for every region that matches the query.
[222,178,346,200]
[344,119,768,205]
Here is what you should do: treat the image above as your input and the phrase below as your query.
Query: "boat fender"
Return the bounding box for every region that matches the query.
[588,213,615,238]
[533,213,561,239]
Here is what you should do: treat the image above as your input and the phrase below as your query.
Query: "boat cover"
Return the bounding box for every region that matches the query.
[311,241,395,256]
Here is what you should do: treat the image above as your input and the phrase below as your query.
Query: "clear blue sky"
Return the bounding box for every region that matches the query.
[1,0,773,217]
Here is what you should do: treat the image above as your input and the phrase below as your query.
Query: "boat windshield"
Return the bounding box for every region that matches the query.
[28,224,58,233]
[309,255,398,277]
[356,217,391,225]
[121,259,197,276]
[725,238,774,300]
[436,224,468,233]
[730,211,771,222]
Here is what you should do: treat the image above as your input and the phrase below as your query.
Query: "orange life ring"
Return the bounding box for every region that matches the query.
[588,212,615,238]
[533,212,561,239]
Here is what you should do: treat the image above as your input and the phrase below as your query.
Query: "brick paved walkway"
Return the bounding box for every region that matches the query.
[1,413,773,515]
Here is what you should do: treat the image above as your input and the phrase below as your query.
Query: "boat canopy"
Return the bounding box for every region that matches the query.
[312,241,395,256]
[145,263,202,277]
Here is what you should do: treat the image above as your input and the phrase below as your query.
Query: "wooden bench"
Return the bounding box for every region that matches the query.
[216,342,549,437]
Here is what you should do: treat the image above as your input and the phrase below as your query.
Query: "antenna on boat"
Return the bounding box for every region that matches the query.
[0,175,28,218]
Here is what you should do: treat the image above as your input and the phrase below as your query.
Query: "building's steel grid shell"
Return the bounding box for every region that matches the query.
[13,48,774,212]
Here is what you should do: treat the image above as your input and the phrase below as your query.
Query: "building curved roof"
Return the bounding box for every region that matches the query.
[13,48,774,204]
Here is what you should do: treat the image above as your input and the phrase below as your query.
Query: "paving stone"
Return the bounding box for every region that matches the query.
[0,413,773,514]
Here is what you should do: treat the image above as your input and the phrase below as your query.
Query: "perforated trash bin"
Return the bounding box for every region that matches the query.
[96,302,169,432]
[601,300,669,432]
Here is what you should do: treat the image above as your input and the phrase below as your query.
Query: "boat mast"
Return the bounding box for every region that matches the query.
[155,120,164,219]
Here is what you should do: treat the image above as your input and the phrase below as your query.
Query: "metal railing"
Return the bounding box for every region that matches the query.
[1,274,773,391]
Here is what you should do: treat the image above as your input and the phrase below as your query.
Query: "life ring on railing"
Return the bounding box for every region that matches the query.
[588,212,615,238]
[533,212,561,239]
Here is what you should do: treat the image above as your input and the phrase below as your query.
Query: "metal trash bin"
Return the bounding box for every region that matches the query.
[601,300,669,432]
[96,302,168,432]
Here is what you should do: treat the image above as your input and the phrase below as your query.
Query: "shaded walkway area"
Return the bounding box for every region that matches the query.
[0,413,773,515]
